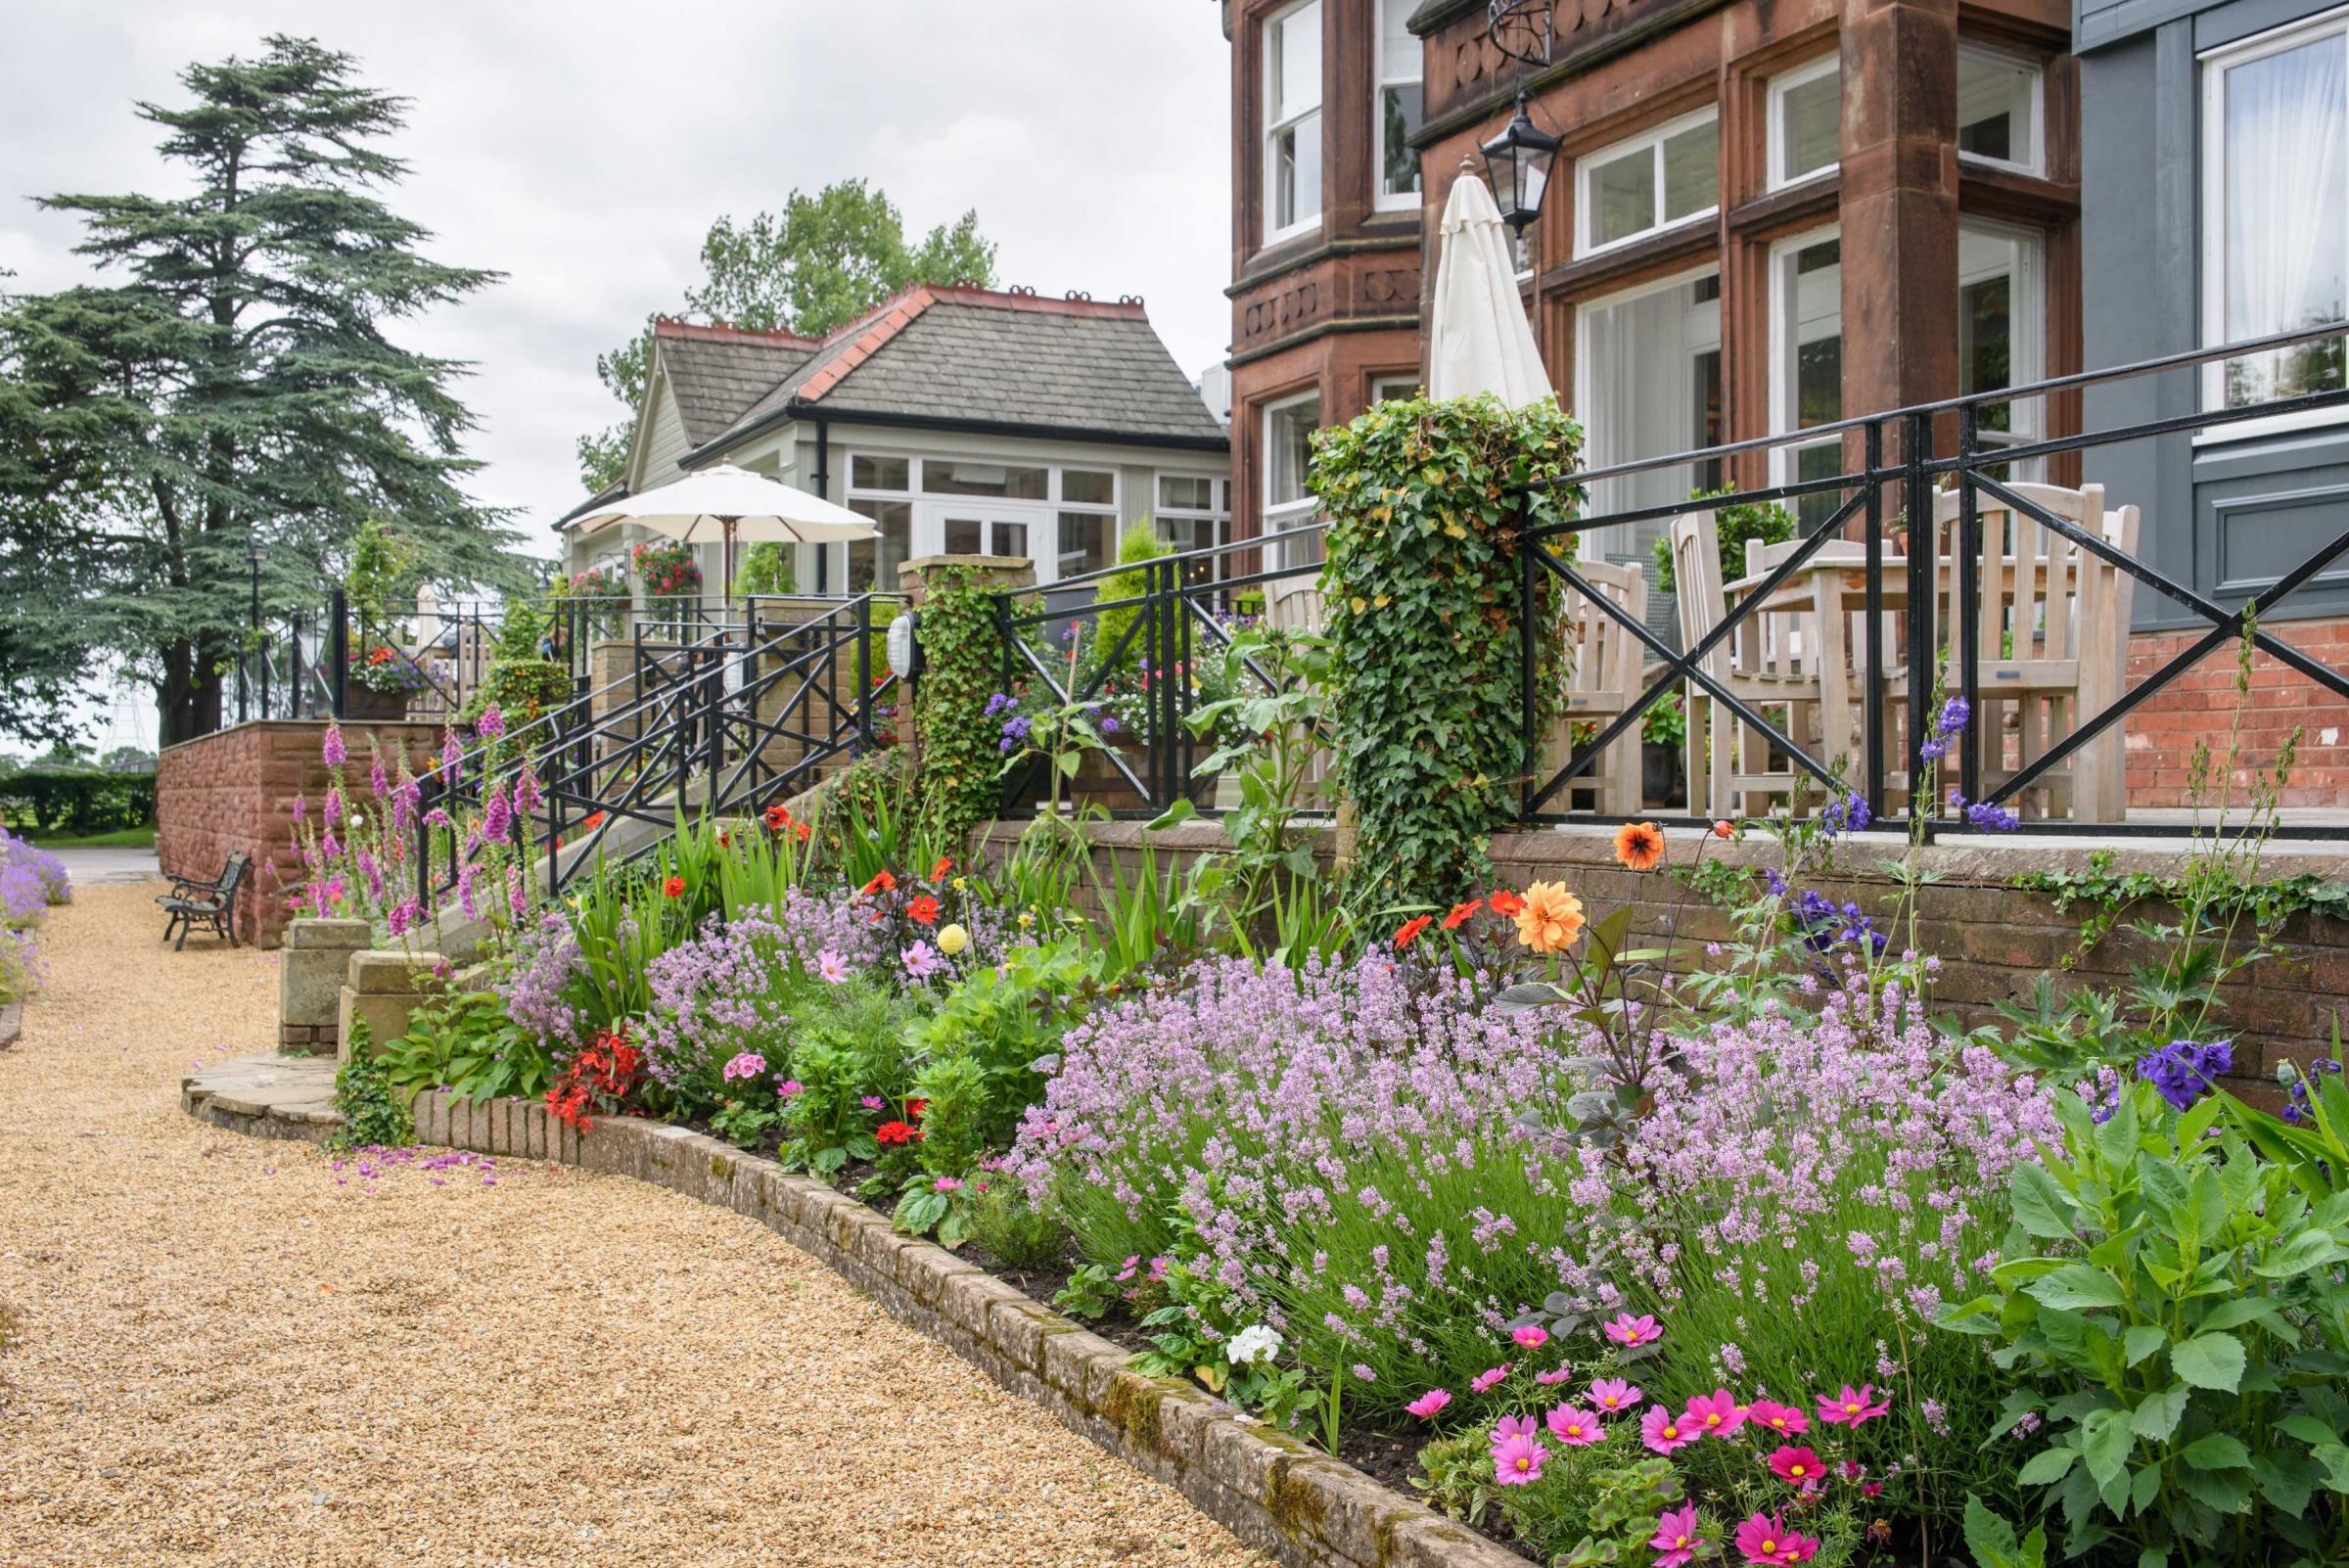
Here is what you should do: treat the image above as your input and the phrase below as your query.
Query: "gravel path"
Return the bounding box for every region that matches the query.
[0,882,1269,1568]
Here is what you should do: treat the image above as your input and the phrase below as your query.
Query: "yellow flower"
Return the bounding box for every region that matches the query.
[1018,911,1036,929]
[937,923,969,957]
[1514,880,1586,954]
[951,877,968,893]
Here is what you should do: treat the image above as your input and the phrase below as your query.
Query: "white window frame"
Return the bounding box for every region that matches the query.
[1262,391,1322,568]
[1767,225,1844,496]
[1575,106,1722,258]
[1052,467,1121,581]
[1374,0,1424,211]
[1957,217,2047,474]
[2196,7,2349,444]
[1371,374,1420,403]
[1956,44,2046,176]
[1155,473,1232,584]
[843,448,917,598]
[1572,261,1724,555]
[1264,0,1324,242]
[1767,55,1842,192]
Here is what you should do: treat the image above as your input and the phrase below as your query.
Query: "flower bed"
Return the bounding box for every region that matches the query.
[0,828,70,1003]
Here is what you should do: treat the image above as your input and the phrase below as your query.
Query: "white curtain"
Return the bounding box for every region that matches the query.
[2224,32,2346,401]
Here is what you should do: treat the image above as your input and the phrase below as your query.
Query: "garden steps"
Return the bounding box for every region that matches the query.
[180,1059,1520,1568]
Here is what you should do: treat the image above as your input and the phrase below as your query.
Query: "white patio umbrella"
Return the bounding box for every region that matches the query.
[1429,164,1554,407]
[572,464,875,600]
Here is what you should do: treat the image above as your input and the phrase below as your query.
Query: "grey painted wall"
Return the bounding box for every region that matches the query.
[2078,0,2349,629]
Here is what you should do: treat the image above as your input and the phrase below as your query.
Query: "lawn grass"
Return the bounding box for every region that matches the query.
[4,823,156,850]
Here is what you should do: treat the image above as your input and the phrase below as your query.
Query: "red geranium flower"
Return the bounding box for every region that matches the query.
[874,1120,917,1146]
[906,894,941,926]
[906,1098,929,1119]
[1394,914,1434,949]
[663,875,685,899]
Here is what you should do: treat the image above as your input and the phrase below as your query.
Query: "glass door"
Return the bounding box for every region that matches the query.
[921,502,1049,576]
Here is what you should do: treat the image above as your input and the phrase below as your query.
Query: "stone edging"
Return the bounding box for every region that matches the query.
[0,999,22,1051]
[400,1088,1512,1568]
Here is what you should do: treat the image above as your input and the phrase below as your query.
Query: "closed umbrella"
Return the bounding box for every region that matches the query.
[1429,165,1554,407]
[572,464,876,600]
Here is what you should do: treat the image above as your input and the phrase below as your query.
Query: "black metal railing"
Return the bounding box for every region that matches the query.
[1513,319,2349,839]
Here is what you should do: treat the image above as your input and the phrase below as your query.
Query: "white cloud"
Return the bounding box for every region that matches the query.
[0,0,1233,553]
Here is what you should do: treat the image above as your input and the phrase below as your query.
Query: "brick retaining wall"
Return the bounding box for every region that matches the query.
[2125,620,2349,808]
[975,819,2349,1110]
[156,720,444,946]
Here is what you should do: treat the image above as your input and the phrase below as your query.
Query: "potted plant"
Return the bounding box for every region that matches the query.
[559,566,630,642]
[630,539,702,612]
[1641,691,1687,809]
[345,644,431,719]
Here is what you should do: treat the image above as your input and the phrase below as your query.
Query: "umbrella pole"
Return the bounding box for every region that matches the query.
[722,517,736,609]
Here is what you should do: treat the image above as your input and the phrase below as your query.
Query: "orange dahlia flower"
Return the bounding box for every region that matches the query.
[1514,881,1585,953]
[1614,821,1666,872]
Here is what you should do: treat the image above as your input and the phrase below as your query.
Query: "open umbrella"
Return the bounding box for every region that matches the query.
[1429,163,1554,407]
[572,464,876,600]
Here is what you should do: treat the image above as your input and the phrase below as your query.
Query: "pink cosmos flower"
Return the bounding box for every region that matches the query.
[1544,1406,1602,1447]
[1767,1445,1825,1485]
[817,949,851,985]
[1469,1364,1512,1395]
[1511,1323,1550,1350]
[1685,1389,1747,1438]
[1816,1384,1891,1426]
[1641,1405,1697,1453]
[1588,1377,1642,1412]
[777,1080,803,1097]
[1748,1399,1810,1437]
[1405,1389,1452,1420]
[1602,1313,1663,1347]
[1534,1367,1575,1386]
[1491,1433,1547,1487]
[1650,1502,1701,1568]
[1492,1413,1539,1444]
[1733,1510,1819,1564]
[860,1095,886,1111]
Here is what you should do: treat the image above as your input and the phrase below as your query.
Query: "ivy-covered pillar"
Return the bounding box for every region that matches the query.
[1310,394,1587,904]
[896,554,1036,853]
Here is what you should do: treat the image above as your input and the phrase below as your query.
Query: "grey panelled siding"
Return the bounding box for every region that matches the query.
[2077,0,2349,629]
[635,376,692,485]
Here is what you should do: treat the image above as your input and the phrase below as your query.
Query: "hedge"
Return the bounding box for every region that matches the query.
[0,769,159,834]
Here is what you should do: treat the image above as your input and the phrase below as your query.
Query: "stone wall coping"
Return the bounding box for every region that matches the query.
[386,1089,1516,1568]
[287,917,374,950]
[345,949,441,993]
[0,998,21,1051]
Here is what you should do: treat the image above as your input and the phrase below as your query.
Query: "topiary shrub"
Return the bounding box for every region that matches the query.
[1087,524,1172,674]
[1311,392,1587,903]
[908,565,1008,854]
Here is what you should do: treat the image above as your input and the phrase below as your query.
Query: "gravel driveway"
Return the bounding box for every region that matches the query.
[0,882,1268,1568]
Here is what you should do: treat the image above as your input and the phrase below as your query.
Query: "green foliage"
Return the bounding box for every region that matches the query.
[1649,487,1795,595]
[908,566,1007,853]
[1088,841,1204,978]
[734,541,797,599]
[774,979,916,1177]
[462,659,571,729]
[963,1178,1068,1269]
[2228,1043,2349,1202]
[345,520,419,629]
[1310,393,1587,902]
[1639,691,1685,749]
[1937,1086,2349,1564]
[380,987,555,1104]
[0,769,155,834]
[331,1015,415,1151]
[578,179,996,489]
[1963,1495,2050,1568]
[0,35,522,744]
[906,938,1099,1176]
[1087,525,1173,675]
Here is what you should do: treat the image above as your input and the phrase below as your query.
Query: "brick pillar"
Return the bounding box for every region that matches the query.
[1837,0,1960,425]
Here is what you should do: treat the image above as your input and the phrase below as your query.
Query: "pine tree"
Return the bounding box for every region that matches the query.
[0,35,523,745]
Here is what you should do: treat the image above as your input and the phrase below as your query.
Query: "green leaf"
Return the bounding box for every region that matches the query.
[2171,1332,2247,1392]
[2011,1162,2076,1240]
[2017,1446,2080,1487]
[2179,1432,2251,1470]
[2124,1325,2168,1367]
[2254,1228,2349,1279]
[2172,1462,2252,1513]
[2130,1384,2189,1442]
[2280,1413,2339,1449]
[2253,1450,2314,1516]
[2029,1266,2130,1313]
[1962,1495,2020,1564]
[2080,1409,2133,1486]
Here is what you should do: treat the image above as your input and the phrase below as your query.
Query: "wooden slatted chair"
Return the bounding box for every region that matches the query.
[1538,559,1649,813]
[1670,512,1830,818]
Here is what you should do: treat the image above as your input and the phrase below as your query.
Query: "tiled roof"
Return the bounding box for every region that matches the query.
[651,319,824,447]
[688,286,1227,458]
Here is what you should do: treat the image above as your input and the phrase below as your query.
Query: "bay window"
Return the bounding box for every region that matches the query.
[2201,13,2347,426]
[1376,0,1424,209]
[1266,1,1324,239]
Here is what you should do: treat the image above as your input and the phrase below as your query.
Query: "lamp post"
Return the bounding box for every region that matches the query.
[1479,89,1562,237]
[248,543,266,720]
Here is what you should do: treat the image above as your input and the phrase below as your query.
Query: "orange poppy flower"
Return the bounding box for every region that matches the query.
[1393,914,1434,949]
[1442,899,1484,930]
[1514,881,1586,953]
[1614,821,1666,872]
[1489,889,1527,919]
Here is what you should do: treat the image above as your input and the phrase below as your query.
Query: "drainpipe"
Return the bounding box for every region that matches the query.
[812,415,831,595]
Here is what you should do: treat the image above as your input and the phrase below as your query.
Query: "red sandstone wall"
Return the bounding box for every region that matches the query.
[2125,621,2349,808]
[156,720,445,947]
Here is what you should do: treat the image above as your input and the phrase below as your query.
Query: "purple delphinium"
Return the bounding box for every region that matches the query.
[1820,791,1871,836]
[2284,1057,2344,1125]
[1948,790,2021,832]
[2136,1039,2234,1112]
[1918,696,1971,762]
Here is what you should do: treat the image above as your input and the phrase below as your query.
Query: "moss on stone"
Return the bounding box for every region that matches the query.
[709,1153,735,1183]
[1100,1373,1173,1453]
[1263,1454,1329,1537]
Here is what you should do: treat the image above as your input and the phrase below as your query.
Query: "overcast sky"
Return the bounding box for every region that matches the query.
[1,0,1234,566]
